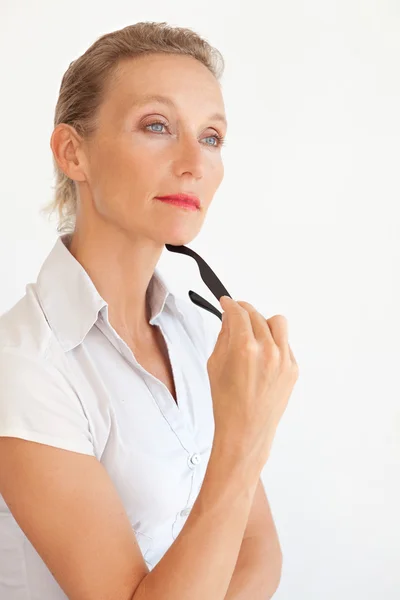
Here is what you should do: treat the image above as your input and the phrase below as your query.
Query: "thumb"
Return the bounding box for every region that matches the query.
[219,296,231,332]
[219,307,229,339]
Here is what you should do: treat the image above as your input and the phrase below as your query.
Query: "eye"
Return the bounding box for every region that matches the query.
[145,121,167,134]
[144,121,226,148]
[202,133,225,148]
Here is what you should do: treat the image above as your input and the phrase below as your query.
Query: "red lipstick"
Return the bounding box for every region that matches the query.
[155,194,200,210]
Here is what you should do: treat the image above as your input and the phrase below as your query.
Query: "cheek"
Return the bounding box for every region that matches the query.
[99,149,166,216]
[88,140,122,184]
[93,140,156,190]
[210,159,224,188]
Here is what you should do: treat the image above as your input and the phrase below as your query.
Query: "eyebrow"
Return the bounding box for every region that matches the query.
[129,93,228,128]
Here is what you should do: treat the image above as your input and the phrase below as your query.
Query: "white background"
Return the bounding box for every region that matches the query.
[1,1,399,598]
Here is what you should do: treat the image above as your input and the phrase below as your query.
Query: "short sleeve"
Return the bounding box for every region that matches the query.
[0,349,95,456]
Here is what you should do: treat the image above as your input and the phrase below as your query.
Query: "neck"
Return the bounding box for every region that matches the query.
[67,220,164,340]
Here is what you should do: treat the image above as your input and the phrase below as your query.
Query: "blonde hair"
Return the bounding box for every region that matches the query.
[42,21,225,234]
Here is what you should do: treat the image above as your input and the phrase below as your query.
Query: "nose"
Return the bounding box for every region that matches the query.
[172,134,204,180]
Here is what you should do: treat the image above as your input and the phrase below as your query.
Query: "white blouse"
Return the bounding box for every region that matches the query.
[0,234,220,599]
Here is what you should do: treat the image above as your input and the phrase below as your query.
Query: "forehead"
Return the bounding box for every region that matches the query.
[104,53,226,123]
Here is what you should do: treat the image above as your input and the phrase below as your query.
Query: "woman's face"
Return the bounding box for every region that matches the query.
[80,53,227,246]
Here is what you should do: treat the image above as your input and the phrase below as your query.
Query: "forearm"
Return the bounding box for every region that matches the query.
[224,535,282,600]
[133,442,262,600]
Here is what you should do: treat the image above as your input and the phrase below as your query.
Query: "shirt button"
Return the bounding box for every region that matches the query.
[180,507,191,517]
[189,453,201,466]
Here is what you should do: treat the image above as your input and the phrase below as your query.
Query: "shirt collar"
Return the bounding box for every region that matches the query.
[35,234,186,352]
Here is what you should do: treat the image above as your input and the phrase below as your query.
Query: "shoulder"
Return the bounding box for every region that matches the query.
[0,283,53,359]
[0,283,83,419]
[0,287,95,457]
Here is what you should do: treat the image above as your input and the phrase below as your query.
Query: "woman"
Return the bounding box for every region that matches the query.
[0,22,298,600]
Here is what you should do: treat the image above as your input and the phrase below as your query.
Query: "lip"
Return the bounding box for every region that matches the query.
[155,194,201,209]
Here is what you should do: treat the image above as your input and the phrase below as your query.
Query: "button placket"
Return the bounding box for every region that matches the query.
[177,451,202,521]
[188,452,201,468]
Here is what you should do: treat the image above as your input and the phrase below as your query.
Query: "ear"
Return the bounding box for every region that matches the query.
[50,123,89,184]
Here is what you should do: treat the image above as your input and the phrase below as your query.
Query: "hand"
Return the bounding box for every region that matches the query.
[207,296,299,468]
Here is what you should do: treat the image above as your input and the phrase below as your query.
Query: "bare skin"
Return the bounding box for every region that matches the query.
[133,323,178,404]
[50,53,227,403]
[51,53,226,350]
[0,52,294,600]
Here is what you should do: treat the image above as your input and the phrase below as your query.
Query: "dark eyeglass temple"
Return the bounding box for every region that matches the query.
[165,244,232,321]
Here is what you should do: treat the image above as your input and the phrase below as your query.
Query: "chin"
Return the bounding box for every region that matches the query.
[163,233,197,247]
[158,217,204,247]
[162,225,202,247]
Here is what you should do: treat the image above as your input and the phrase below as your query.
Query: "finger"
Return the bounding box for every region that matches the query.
[266,315,290,359]
[235,301,274,345]
[288,343,298,367]
[219,309,230,338]
[219,296,254,342]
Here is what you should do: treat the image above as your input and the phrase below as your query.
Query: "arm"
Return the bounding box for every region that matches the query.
[133,440,262,599]
[0,434,263,600]
[224,479,283,600]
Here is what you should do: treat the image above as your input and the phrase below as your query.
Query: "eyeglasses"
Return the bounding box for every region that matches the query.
[165,244,232,321]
